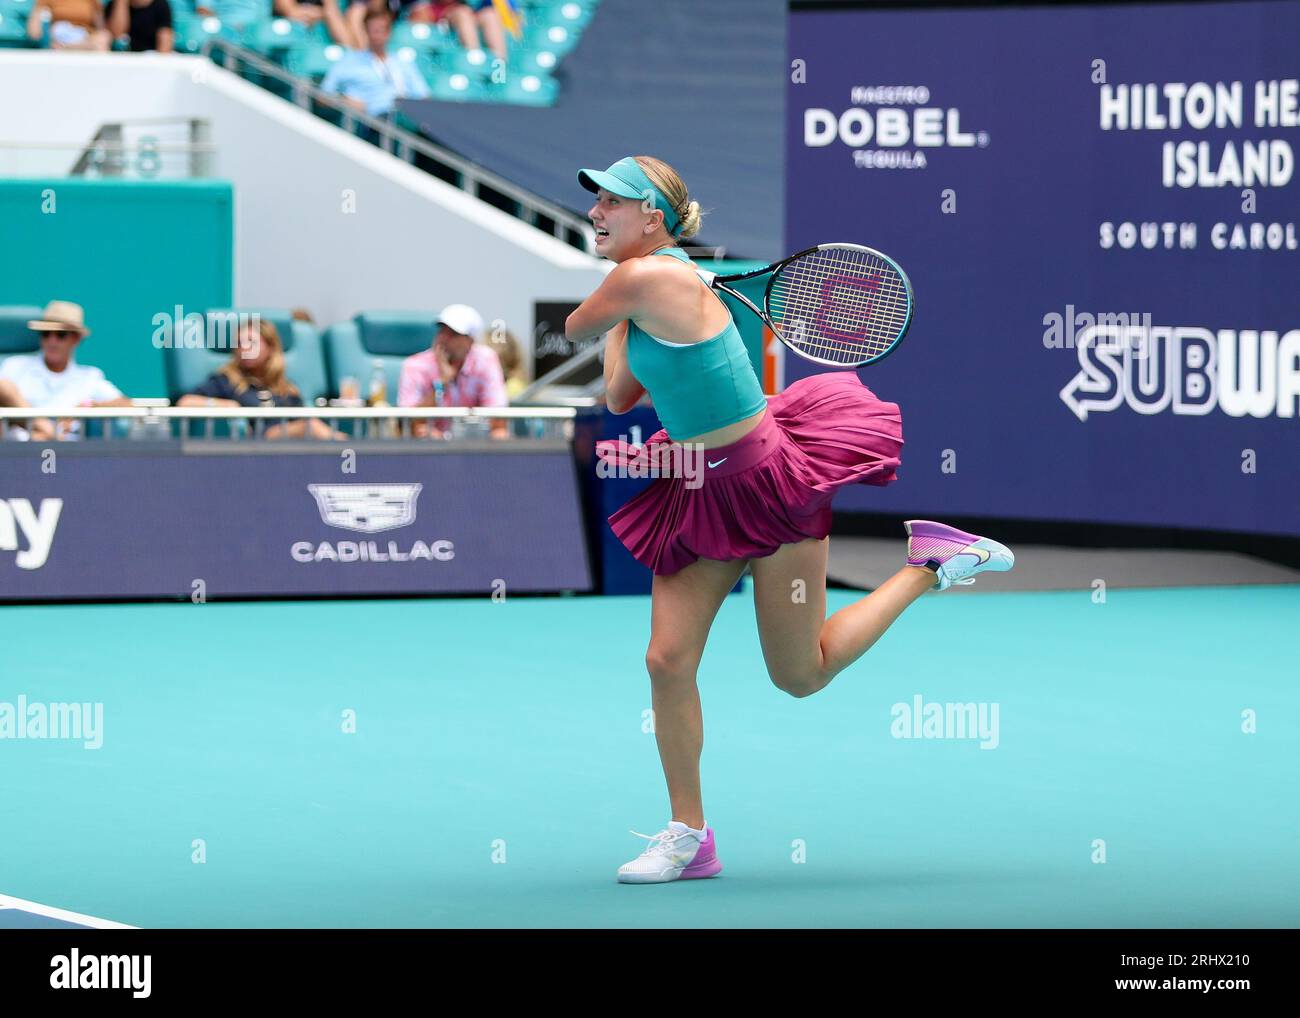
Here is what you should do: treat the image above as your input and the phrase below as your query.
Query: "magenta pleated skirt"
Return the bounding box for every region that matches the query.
[595,371,904,576]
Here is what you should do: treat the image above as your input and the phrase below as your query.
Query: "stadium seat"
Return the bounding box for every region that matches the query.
[286,39,347,82]
[171,13,225,54]
[487,70,558,106]
[537,0,596,30]
[251,16,303,59]
[391,19,451,58]
[0,305,42,371]
[0,0,41,49]
[439,45,493,80]
[512,46,562,77]
[522,19,581,58]
[424,70,485,102]
[172,5,268,54]
[323,312,438,403]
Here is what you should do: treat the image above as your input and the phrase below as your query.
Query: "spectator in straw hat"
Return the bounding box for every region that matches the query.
[0,301,129,441]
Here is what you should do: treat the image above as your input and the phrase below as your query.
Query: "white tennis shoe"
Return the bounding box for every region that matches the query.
[617,821,723,883]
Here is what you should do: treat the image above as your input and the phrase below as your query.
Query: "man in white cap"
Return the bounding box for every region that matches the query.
[397,304,509,439]
[0,300,130,441]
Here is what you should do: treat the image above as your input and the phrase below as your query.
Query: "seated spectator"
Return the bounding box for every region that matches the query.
[320,7,430,118]
[348,1,514,64]
[484,325,526,400]
[105,0,173,52]
[176,320,343,440]
[0,301,130,441]
[28,0,112,50]
[398,304,509,439]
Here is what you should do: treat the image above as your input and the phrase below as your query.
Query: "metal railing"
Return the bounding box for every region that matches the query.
[200,38,595,251]
[0,119,216,180]
[71,118,215,178]
[0,405,576,443]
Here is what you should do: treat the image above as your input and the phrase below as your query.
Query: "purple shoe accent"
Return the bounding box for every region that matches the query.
[905,519,982,566]
[680,828,723,879]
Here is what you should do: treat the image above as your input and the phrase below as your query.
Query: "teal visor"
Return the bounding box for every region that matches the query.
[577,156,682,236]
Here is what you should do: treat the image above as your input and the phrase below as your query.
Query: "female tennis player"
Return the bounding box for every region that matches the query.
[566,156,1015,884]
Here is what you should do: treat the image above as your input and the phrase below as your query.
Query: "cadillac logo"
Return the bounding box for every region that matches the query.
[307,483,423,533]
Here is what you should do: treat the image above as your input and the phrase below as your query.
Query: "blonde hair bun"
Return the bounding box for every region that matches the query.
[676,199,703,241]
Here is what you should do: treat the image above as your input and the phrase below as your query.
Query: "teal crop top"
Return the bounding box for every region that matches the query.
[624,247,768,442]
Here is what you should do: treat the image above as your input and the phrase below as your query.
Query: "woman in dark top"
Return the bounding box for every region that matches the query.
[105,0,173,53]
[178,320,342,439]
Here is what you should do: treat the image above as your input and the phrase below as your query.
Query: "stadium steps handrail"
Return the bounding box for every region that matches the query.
[201,38,595,252]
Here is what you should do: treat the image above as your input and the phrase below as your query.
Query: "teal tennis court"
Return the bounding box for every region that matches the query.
[3,582,1297,928]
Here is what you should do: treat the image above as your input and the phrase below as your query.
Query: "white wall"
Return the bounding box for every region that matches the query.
[0,51,608,373]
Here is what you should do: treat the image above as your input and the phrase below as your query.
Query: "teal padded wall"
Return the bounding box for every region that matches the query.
[0,180,233,397]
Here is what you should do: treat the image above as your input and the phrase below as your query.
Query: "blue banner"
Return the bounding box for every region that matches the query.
[787,1,1300,536]
[0,448,591,599]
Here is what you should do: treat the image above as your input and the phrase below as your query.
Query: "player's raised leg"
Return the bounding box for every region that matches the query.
[750,536,933,698]
[751,523,1015,698]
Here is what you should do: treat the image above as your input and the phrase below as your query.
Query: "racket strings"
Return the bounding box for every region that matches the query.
[767,247,910,365]
[773,255,906,360]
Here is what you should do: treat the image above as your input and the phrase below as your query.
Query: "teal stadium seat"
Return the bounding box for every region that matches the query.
[487,67,558,106]
[0,305,42,371]
[423,65,491,103]
[171,2,267,54]
[390,19,451,59]
[0,0,42,49]
[520,3,587,58]
[440,43,493,80]
[324,312,438,405]
[171,12,226,54]
[252,16,304,60]
[286,34,347,82]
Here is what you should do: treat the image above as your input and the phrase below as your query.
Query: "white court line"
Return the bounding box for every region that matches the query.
[0,893,137,930]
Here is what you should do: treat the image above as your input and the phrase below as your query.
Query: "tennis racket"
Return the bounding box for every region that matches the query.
[695,243,914,367]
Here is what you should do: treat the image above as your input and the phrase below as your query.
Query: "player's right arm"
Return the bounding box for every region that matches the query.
[602,319,645,414]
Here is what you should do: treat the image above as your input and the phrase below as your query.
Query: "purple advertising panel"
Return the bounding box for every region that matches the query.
[0,447,591,600]
[787,1,1300,536]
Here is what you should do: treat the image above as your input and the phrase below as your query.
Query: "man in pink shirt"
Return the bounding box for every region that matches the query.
[398,304,510,439]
